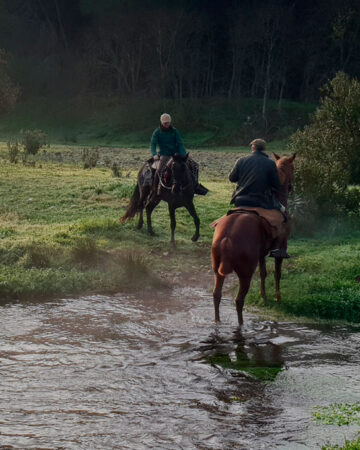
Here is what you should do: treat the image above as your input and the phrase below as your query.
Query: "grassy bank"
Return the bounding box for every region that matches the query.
[0,97,316,147]
[0,142,359,323]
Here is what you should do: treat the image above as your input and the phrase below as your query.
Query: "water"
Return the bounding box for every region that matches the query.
[0,287,360,449]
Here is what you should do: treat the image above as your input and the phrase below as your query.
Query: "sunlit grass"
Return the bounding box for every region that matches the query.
[0,143,360,322]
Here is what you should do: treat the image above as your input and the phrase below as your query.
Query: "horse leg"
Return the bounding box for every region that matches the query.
[274,257,283,303]
[168,204,176,244]
[213,272,225,322]
[136,185,150,230]
[137,208,144,229]
[145,197,160,236]
[234,277,251,326]
[259,256,267,303]
[185,201,200,242]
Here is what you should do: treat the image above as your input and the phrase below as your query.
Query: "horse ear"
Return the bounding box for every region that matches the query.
[273,153,281,160]
[289,153,296,162]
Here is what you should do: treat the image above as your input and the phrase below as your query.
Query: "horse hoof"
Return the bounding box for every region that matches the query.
[148,230,155,236]
[191,234,199,242]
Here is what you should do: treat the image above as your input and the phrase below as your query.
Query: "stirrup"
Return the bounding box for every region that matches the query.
[269,248,291,259]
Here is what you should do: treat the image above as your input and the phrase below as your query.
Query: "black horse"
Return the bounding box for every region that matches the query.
[121,154,206,243]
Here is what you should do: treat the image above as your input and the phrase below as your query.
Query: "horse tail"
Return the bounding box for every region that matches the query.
[120,184,141,222]
[215,237,233,276]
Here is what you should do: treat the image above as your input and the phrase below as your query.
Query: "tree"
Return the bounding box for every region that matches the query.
[0,49,20,112]
[290,72,360,214]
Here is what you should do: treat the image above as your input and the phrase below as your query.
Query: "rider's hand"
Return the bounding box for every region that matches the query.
[153,154,159,160]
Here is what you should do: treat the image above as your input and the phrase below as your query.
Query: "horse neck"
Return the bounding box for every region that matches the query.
[276,161,293,208]
[277,183,290,208]
[172,161,191,190]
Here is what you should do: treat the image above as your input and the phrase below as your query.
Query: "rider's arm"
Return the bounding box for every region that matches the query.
[229,159,240,182]
[269,162,282,194]
[150,129,159,156]
[174,129,187,156]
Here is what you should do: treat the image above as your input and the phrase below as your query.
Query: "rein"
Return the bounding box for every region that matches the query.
[157,160,192,192]
[157,171,172,190]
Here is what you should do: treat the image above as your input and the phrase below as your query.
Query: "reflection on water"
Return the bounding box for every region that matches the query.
[0,288,360,449]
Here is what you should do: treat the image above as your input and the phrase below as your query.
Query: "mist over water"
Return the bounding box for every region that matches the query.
[0,288,360,449]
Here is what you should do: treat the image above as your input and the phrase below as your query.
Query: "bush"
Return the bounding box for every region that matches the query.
[82,147,99,169]
[111,162,121,177]
[20,129,47,155]
[290,72,360,216]
[7,139,19,163]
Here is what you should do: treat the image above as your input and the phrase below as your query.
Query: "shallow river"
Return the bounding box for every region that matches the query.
[1,287,360,449]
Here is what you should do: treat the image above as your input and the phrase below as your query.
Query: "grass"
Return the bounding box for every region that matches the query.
[0,141,360,325]
[313,403,360,426]
[322,437,360,450]
[313,403,360,449]
[205,353,283,382]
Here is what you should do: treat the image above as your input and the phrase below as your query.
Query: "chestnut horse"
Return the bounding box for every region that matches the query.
[211,153,296,325]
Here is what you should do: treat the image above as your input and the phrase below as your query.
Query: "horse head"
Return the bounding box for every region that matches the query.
[273,153,296,206]
[171,153,190,194]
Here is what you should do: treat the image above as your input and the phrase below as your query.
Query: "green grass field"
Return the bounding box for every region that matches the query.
[0,141,359,324]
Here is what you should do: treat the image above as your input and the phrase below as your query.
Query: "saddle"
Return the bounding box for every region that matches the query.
[150,157,173,188]
[210,207,286,239]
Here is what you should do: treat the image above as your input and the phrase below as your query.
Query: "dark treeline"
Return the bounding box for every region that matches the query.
[1,0,360,106]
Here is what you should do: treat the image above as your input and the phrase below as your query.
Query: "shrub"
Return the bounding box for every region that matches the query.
[7,139,19,163]
[20,129,47,155]
[290,72,360,216]
[111,162,121,177]
[82,147,99,169]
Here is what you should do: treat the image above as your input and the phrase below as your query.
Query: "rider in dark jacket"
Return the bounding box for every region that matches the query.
[229,139,282,209]
[229,138,289,258]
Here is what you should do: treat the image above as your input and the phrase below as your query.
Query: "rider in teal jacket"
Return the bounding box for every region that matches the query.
[150,113,187,157]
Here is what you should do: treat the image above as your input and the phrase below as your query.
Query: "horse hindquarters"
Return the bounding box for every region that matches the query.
[211,215,262,325]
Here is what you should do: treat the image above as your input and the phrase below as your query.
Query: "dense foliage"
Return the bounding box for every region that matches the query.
[290,72,360,215]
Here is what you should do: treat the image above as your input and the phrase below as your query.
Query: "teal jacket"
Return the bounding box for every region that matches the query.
[150,126,186,157]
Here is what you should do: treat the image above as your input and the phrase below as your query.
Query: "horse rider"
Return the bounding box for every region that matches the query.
[150,113,206,194]
[150,112,186,172]
[229,138,290,258]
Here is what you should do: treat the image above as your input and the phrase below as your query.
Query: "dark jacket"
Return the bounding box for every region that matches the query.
[150,125,186,157]
[229,150,282,209]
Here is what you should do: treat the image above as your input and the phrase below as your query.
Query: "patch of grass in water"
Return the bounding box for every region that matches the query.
[206,353,283,382]
[322,435,360,449]
[313,402,360,426]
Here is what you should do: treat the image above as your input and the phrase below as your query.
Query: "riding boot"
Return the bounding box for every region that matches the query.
[194,183,209,195]
[269,248,291,258]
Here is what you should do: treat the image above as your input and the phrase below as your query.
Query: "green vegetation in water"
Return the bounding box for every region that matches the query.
[322,436,360,450]
[205,353,283,382]
[313,402,360,426]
